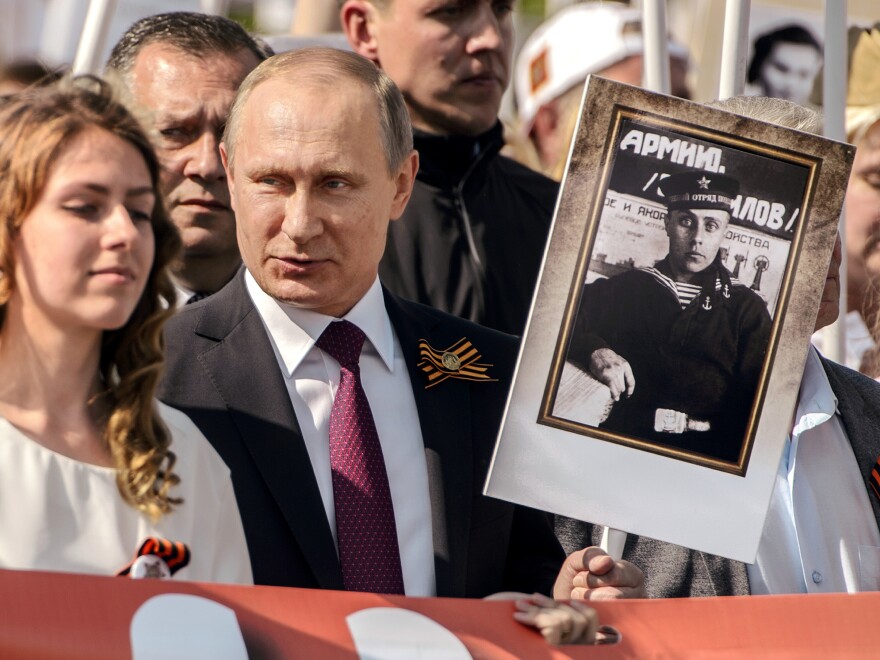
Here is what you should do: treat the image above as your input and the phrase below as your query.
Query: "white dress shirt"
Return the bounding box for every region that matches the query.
[171,279,196,309]
[245,272,436,596]
[749,347,880,593]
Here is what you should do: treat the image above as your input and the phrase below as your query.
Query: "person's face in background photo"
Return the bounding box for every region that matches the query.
[756,41,822,105]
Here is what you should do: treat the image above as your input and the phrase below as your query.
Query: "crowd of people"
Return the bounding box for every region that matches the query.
[0,0,879,648]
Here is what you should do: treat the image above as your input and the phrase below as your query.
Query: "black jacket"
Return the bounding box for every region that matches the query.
[569,258,772,464]
[158,269,564,594]
[380,122,558,335]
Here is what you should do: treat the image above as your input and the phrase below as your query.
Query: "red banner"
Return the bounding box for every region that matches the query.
[0,568,876,658]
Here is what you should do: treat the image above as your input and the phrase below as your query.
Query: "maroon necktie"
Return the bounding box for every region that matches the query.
[316,320,405,594]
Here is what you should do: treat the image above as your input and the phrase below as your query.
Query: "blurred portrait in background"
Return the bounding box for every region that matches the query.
[747,24,823,106]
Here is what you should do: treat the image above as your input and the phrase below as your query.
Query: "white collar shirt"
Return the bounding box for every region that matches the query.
[245,271,436,596]
[171,279,195,309]
[748,347,880,594]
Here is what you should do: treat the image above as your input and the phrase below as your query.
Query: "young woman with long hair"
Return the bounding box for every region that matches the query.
[0,78,251,583]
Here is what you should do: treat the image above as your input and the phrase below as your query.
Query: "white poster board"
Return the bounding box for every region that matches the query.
[485,77,854,563]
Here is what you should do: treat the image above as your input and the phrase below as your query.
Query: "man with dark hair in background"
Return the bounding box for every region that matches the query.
[106,12,272,305]
[339,0,558,335]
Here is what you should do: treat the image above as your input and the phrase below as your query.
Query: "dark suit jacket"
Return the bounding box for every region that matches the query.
[556,356,880,598]
[158,269,564,596]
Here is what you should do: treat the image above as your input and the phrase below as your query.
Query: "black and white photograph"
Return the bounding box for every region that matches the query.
[542,112,814,471]
[486,77,854,562]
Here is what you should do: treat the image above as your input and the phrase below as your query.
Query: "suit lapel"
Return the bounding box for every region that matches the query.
[195,272,343,589]
[821,358,880,533]
[384,291,473,597]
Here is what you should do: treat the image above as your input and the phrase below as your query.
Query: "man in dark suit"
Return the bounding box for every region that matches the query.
[159,47,645,601]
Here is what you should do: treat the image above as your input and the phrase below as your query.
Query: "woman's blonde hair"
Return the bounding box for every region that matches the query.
[0,77,182,519]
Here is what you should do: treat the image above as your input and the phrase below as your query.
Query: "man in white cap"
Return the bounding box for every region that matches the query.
[515,1,690,180]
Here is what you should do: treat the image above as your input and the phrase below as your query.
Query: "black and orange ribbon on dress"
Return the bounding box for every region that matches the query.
[417,337,498,389]
[117,537,191,577]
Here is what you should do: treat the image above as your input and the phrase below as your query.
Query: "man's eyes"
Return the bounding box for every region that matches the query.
[429,1,514,20]
[429,2,464,19]
[250,176,351,190]
[493,0,515,17]
[158,127,190,139]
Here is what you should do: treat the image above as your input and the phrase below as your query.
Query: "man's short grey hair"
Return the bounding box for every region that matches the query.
[106,11,273,82]
[705,96,823,135]
[223,47,412,175]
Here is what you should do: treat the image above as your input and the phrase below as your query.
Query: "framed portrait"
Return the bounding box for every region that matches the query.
[485,77,854,562]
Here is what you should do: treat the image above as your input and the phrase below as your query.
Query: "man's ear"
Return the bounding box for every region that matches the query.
[530,102,561,166]
[340,1,380,63]
[219,142,237,213]
[389,150,420,221]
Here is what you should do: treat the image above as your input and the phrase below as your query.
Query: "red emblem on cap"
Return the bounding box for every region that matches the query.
[530,48,549,94]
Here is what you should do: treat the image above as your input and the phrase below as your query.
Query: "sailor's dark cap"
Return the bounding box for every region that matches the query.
[661,171,739,212]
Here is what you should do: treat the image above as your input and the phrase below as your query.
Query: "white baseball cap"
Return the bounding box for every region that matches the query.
[515,2,689,130]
